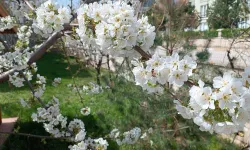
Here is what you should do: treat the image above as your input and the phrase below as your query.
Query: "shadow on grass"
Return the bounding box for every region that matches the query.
[0,52,93,93]
[2,114,119,150]
[37,52,92,80]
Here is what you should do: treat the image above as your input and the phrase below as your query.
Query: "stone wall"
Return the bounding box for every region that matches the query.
[191,38,250,69]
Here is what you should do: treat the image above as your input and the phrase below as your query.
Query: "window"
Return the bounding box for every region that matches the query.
[247,0,250,8]
[200,4,208,17]
[238,17,250,29]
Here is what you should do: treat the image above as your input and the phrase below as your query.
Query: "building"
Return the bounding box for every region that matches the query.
[189,0,215,31]
[189,0,250,31]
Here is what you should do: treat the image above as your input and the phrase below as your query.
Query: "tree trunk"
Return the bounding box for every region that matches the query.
[96,56,103,85]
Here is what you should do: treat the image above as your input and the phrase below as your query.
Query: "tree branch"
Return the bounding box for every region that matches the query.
[0,131,70,140]
[27,32,63,65]
[134,46,151,60]
[0,12,78,83]
[0,32,64,83]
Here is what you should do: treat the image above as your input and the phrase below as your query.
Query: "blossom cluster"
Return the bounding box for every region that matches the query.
[9,70,32,87]
[76,0,155,56]
[0,42,4,51]
[69,137,109,150]
[32,96,110,149]
[175,67,250,134]
[0,16,16,32]
[68,82,105,95]
[32,97,86,139]
[52,77,61,87]
[32,0,72,37]
[34,74,46,98]
[15,25,33,50]
[0,48,33,74]
[109,127,153,146]
[132,53,197,93]
[4,0,46,22]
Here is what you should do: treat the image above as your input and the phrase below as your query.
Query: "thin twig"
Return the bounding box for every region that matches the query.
[60,38,84,102]
[19,70,46,107]
[0,131,70,140]
[23,0,35,11]
[115,58,126,78]
[232,133,237,144]
[134,46,151,60]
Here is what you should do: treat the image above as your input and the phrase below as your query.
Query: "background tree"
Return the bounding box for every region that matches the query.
[207,0,242,29]
[148,0,199,54]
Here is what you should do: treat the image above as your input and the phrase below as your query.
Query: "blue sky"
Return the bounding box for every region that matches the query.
[56,0,81,8]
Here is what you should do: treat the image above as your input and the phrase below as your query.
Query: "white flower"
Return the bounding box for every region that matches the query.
[232,108,249,128]
[75,129,86,142]
[94,138,109,150]
[34,85,46,98]
[213,72,234,90]
[132,66,148,85]
[145,54,165,71]
[214,122,237,134]
[109,128,120,139]
[178,55,197,76]
[215,88,237,109]
[52,77,61,86]
[241,90,250,110]
[168,70,187,86]
[174,100,193,119]
[140,132,147,139]
[157,67,170,85]
[193,115,213,134]
[68,119,85,133]
[189,80,214,110]
[122,127,141,144]
[9,72,25,88]
[69,141,87,150]
[37,74,46,84]
[33,0,72,37]
[166,53,180,70]
[80,107,91,116]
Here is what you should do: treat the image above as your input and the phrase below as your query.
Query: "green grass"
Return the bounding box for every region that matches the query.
[0,52,240,150]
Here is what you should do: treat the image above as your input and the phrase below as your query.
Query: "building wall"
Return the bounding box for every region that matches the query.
[189,0,215,31]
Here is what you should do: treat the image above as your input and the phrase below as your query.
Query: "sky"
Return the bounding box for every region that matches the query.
[55,0,81,8]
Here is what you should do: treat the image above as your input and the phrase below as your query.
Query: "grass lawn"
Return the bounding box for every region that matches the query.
[0,52,240,150]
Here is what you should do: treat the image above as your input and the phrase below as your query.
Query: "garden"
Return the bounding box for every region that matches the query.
[0,0,249,150]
